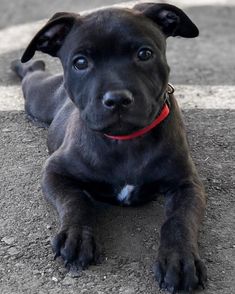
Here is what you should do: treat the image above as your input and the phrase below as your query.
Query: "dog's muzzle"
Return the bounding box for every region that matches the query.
[104,84,174,141]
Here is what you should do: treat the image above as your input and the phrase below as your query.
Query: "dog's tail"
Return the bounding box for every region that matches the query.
[11,59,45,79]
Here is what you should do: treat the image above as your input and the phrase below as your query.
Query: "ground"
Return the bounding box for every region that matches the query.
[0,1,234,294]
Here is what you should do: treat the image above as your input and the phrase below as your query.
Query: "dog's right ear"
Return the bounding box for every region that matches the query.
[21,12,78,63]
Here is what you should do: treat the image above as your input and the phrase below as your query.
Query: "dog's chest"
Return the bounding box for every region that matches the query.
[81,142,161,205]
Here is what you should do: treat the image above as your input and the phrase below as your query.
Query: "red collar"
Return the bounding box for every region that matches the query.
[104,102,170,141]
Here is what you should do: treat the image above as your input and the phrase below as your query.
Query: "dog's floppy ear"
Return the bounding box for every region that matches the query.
[134,3,199,38]
[21,12,78,63]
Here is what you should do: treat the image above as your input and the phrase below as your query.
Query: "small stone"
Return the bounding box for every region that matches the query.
[152,245,157,250]
[52,276,58,282]
[2,128,11,132]
[22,138,34,143]
[32,270,41,275]
[46,225,52,230]
[119,287,135,294]
[68,270,81,278]
[2,236,15,245]
[62,277,74,286]
[129,262,139,270]
[8,247,20,255]
[206,257,213,263]
[15,262,24,267]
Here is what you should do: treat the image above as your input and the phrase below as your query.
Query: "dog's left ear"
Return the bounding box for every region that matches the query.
[133,3,199,38]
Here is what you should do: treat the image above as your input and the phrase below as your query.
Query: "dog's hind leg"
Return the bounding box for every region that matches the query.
[11,59,65,126]
[11,59,45,79]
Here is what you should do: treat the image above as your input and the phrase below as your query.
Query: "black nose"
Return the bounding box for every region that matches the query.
[102,90,134,110]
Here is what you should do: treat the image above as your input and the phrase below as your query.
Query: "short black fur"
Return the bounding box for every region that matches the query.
[11,3,207,293]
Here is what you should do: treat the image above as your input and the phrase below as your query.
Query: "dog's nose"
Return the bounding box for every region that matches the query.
[102,90,134,110]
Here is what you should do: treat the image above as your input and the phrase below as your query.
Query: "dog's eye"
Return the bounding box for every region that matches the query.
[137,48,153,61]
[73,56,89,70]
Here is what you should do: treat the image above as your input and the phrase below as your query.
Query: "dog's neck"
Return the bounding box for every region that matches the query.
[104,84,174,141]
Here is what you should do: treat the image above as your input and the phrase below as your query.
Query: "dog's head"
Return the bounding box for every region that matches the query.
[22,3,198,135]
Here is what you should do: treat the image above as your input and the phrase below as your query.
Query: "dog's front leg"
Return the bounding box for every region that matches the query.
[155,179,207,293]
[42,163,97,271]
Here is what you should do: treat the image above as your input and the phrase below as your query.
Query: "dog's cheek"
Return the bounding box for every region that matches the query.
[149,59,169,98]
[137,53,169,93]
[63,74,88,110]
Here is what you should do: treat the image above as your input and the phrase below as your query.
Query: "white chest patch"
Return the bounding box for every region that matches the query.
[117,184,135,204]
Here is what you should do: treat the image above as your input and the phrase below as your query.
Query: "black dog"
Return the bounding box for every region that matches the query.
[11,3,207,293]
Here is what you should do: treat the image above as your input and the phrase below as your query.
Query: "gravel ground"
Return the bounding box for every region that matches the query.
[0,1,234,293]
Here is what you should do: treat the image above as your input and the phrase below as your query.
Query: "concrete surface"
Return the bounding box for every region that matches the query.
[0,1,234,293]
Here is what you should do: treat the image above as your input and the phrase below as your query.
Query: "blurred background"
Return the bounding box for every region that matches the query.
[0,0,130,28]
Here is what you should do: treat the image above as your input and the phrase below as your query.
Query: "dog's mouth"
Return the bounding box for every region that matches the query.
[100,120,141,136]
[88,117,142,135]
[84,105,160,136]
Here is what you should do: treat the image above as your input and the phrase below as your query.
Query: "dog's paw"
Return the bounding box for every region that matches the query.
[52,225,98,271]
[154,248,207,293]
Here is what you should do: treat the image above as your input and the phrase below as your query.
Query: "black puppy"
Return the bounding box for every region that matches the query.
[11,3,207,293]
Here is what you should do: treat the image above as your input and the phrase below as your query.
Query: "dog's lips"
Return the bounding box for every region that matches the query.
[86,115,141,134]
[101,122,139,136]
[88,107,160,136]
[88,119,139,135]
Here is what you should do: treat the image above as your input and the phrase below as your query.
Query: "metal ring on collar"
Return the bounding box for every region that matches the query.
[167,83,175,94]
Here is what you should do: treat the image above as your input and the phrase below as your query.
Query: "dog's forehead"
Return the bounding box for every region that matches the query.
[69,8,165,51]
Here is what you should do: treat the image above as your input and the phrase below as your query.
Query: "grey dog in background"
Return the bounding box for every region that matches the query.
[11,3,207,293]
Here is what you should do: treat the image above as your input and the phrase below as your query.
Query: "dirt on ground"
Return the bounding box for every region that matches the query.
[0,1,234,294]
